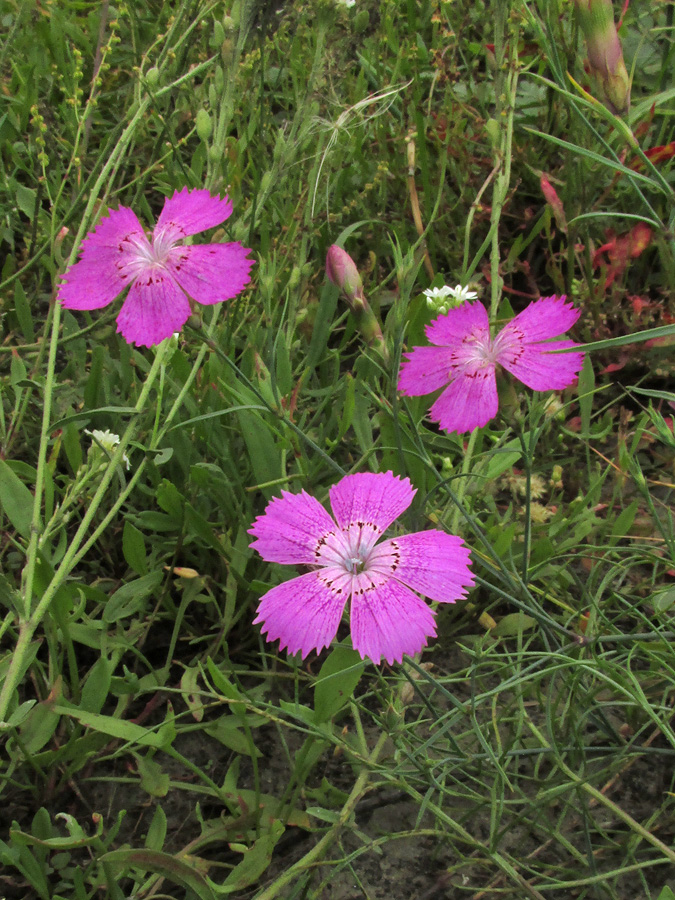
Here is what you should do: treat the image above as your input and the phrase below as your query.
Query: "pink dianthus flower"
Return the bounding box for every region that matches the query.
[248,471,474,665]
[58,188,254,347]
[397,296,585,434]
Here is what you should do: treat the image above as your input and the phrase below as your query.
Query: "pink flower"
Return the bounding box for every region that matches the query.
[248,471,474,665]
[398,295,585,435]
[58,188,254,347]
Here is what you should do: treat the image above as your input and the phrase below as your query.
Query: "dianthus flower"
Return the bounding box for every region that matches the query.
[58,188,254,347]
[398,295,585,435]
[248,472,474,664]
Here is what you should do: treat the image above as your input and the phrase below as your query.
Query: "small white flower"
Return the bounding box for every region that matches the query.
[85,429,130,470]
[423,285,454,302]
[446,284,478,302]
[424,283,478,314]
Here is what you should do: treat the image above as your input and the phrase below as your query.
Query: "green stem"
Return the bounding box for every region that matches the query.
[527,719,675,866]
[0,343,168,723]
[254,731,389,900]
[449,430,478,534]
[453,10,518,531]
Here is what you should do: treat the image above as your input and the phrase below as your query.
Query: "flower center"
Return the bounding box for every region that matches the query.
[472,332,498,367]
[345,554,367,575]
[339,525,377,576]
[151,227,178,263]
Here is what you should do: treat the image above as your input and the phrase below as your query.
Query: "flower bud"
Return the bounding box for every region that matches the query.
[574,0,630,114]
[196,108,213,142]
[326,244,365,308]
[540,174,567,233]
[325,244,388,361]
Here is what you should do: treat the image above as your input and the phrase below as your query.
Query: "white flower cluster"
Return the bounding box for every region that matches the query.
[85,428,130,470]
[423,283,478,314]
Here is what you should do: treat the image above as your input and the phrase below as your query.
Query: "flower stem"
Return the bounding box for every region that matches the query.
[253,731,389,900]
[452,6,519,528]
[0,341,168,724]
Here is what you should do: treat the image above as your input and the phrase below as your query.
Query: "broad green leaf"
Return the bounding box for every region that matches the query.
[145,805,167,851]
[80,656,112,715]
[218,822,284,893]
[205,658,247,716]
[10,812,103,850]
[18,682,61,754]
[180,666,204,722]
[136,754,170,798]
[100,848,217,900]
[609,499,639,546]
[313,646,364,723]
[103,571,162,623]
[122,521,148,576]
[0,459,37,538]
[492,613,537,637]
[205,717,261,757]
[13,281,34,341]
[655,887,675,900]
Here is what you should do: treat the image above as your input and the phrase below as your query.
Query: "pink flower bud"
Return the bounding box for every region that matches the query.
[574,0,630,114]
[326,244,365,308]
[325,244,388,362]
[540,174,567,233]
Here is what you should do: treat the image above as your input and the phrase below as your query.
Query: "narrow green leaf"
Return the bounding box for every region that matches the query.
[52,706,167,748]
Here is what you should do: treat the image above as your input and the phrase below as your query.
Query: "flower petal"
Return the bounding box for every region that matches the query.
[499,295,580,343]
[254,569,349,658]
[429,365,498,434]
[115,270,191,347]
[497,339,585,391]
[154,188,233,243]
[425,300,489,347]
[167,242,254,306]
[370,532,474,604]
[349,572,437,664]
[329,472,415,542]
[248,489,339,566]
[397,345,457,397]
[494,297,584,392]
[58,207,149,310]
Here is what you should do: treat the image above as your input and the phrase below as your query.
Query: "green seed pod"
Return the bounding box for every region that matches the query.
[214,65,224,94]
[146,66,160,87]
[196,108,213,142]
[221,37,234,67]
[288,266,301,289]
[213,20,225,46]
[485,118,500,150]
[354,9,369,32]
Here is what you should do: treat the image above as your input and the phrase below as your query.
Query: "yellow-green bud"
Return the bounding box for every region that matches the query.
[196,108,213,142]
